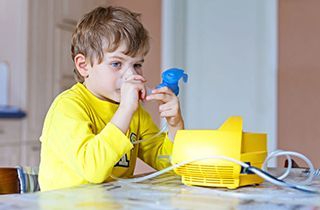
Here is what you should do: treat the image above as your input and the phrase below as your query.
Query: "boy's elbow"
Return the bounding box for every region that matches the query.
[86,175,105,184]
[78,155,113,184]
[83,168,111,184]
[76,143,114,183]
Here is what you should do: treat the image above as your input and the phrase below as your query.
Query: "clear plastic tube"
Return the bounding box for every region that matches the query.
[132,86,168,145]
[132,122,168,145]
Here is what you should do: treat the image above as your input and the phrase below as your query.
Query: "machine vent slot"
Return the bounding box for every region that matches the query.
[176,163,235,179]
[183,176,235,186]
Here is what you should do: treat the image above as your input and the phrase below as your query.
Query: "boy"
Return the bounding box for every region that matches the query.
[38,6,184,191]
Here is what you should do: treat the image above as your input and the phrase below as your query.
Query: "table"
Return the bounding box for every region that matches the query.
[0,169,319,210]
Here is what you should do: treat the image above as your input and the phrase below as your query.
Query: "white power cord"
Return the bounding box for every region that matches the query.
[262,150,315,185]
[111,150,319,194]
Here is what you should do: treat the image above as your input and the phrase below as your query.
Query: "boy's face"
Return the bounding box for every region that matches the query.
[84,43,145,103]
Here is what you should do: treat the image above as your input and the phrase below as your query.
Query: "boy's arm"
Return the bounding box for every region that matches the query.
[137,107,173,170]
[43,98,133,183]
[167,120,184,141]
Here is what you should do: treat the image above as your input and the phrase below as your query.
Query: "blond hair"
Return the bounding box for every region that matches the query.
[71,6,150,83]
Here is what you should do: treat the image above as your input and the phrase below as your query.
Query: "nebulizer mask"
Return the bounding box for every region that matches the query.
[131,68,188,144]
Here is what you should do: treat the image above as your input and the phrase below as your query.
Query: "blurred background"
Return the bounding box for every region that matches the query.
[0,0,319,173]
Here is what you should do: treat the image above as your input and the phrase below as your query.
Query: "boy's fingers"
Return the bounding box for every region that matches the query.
[125,74,146,82]
[146,93,171,103]
[160,110,176,118]
[159,103,175,112]
[126,80,145,84]
[151,87,174,95]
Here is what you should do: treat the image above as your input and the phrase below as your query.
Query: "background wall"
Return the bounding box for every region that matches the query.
[163,0,278,164]
[278,0,320,167]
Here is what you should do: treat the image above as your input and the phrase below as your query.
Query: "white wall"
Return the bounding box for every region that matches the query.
[0,0,28,108]
[162,0,277,154]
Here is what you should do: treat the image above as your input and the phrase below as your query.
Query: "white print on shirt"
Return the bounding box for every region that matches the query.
[130,133,137,143]
[114,132,136,167]
[115,153,129,167]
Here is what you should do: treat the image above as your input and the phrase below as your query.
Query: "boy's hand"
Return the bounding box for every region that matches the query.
[146,87,184,140]
[119,74,146,115]
[112,74,146,135]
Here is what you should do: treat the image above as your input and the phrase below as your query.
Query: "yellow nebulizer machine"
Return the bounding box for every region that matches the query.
[171,116,267,189]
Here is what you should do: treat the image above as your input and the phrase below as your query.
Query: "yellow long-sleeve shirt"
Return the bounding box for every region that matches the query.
[38,83,173,191]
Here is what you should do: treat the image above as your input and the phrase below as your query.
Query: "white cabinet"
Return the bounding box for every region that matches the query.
[0,119,40,167]
[0,120,22,167]
[20,142,41,167]
[0,120,21,143]
[0,145,20,167]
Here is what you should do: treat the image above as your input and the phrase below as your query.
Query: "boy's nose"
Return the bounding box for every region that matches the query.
[122,67,137,78]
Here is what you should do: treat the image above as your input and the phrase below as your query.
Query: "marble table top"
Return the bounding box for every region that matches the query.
[0,169,319,210]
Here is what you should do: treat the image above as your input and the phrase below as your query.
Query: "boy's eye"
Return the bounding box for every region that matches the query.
[111,62,121,68]
[134,64,142,68]
[134,64,143,75]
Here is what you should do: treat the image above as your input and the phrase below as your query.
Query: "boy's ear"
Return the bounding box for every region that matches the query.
[74,54,89,78]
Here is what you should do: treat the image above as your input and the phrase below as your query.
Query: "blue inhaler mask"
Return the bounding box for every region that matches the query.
[132,68,188,145]
[156,68,188,96]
